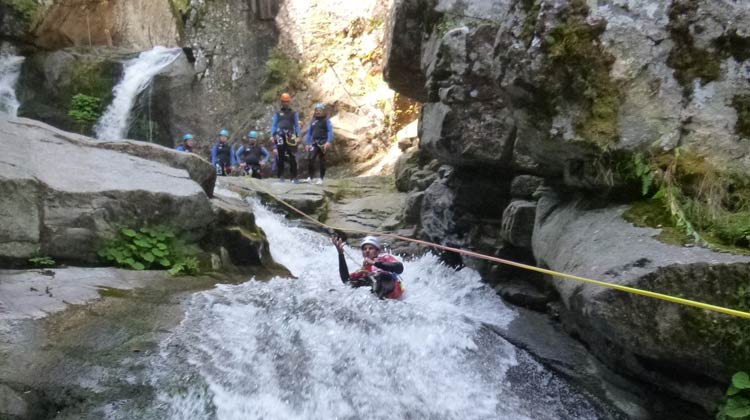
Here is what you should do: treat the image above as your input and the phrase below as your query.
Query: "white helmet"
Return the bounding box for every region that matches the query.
[360,235,381,250]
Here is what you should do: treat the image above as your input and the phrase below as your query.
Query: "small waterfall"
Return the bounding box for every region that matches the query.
[94,46,181,141]
[0,54,24,117]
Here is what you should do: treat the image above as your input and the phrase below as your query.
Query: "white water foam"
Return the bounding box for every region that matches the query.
[0,54,24,116]
[94,46,181,140]
[131,196,610,420]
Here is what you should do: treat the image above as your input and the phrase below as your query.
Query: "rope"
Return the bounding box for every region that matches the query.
[246,179,750,319]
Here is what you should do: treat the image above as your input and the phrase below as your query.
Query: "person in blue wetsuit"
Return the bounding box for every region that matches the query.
[210,129,236,176]
[236,131,269,178]
[270,93,300,183]
[305,103,333,184]
[176,133,194,152]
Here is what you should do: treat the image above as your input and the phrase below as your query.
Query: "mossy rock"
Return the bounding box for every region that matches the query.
[16,49,125,136]
[537,0,622,149]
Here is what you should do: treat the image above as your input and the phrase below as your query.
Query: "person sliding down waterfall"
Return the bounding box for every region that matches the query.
[305,103,333,184]
[210,129,236,176]
[236,131,269,179]
[331,235,404,299]
[270,93,300,183]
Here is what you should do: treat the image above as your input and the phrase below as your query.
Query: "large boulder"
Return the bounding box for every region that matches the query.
[0,116,214,265]
[533,191,750,408]
[385,0,750,178]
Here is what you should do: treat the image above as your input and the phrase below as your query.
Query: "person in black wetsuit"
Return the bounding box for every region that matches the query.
[210,129,235,176]
[331,235,405,299]
[304,103,333,184]
[270,92,301,183]
[236,131,269,178]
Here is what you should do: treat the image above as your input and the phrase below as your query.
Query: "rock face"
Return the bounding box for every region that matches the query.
[2,0,178,51]
[533,193,750,409]
[16,48,126,136]
[0,116,213,264]
[147,0,277,156]
[0,117,271,273]
[384,0,750,410]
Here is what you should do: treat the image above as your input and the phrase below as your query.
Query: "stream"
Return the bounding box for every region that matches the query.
[102,196,622,420]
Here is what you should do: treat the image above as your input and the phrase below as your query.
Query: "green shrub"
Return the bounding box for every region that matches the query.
[68,94,102,133]
[261,48,303,103]
[717,372,750,420]
[28,256,55,267]
[97,226,200,276]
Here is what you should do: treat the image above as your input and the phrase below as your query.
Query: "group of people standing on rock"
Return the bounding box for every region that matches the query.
[175,92,332,184]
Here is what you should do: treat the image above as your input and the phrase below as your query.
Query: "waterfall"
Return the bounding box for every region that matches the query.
[94,46,181,141]
[119,194,616,420]
[0,54,24,117]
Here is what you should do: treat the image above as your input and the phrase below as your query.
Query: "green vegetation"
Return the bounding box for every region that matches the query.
[7,0,38,22]
[261,48,304,103]
[666,0,721,95]
[98,226,200,276]
[539,0,621,148]
[68,94,102,133]
[519,0,541,45]
[620,149,750,252]
[28,255,55,268]
[717,372,750,419]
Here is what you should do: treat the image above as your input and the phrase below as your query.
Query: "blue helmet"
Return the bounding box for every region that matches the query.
[248,131,258,138]
[314,103,325,110]
[219,129,229,137]
[182,133,193,141]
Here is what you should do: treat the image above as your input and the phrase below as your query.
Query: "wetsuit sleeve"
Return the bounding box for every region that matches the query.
[270,112,279,136]
[326,119,333,143]
[338,253,350,284]
[230,145,237,166]
[261,146,270,163]
[374,260,403,274]
[235,146,244,163]
[294,112,301,137]
[176,145,184,152]
[305,121,312,144]
[210,144,217,166]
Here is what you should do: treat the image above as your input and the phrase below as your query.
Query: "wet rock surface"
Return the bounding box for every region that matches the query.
[533,193,750,409]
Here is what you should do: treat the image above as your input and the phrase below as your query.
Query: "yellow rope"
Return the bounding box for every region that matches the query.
[246,179,750,319]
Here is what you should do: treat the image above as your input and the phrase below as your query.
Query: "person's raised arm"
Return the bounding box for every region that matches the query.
[332,237,350,283]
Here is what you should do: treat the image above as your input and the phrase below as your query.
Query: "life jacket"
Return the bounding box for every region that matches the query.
[310,117,329,144]
[241,144,264,163]
[215,142,231,164]
[275,108,296,132]
[351,254,404,300]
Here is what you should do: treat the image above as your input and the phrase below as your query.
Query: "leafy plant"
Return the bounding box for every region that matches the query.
[717,372,750,419]
[261,48,304,103]
[28,256,55,267]
[68,93,102,133]
[97,226,200,275]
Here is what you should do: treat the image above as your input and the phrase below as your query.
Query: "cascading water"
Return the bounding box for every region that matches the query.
[0,54,24,117]
[94,46,181,141]
[112,190,622,420]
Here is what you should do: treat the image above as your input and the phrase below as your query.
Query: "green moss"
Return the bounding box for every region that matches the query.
[623,198,691,246]
[519,0,541,46]
[7,0,38,22]
[539,0,621,148]
[97,287,133,299]
[666,0,722,95]
[260,48,303,104]
[683,287,750,368]
[732,94,750,139]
